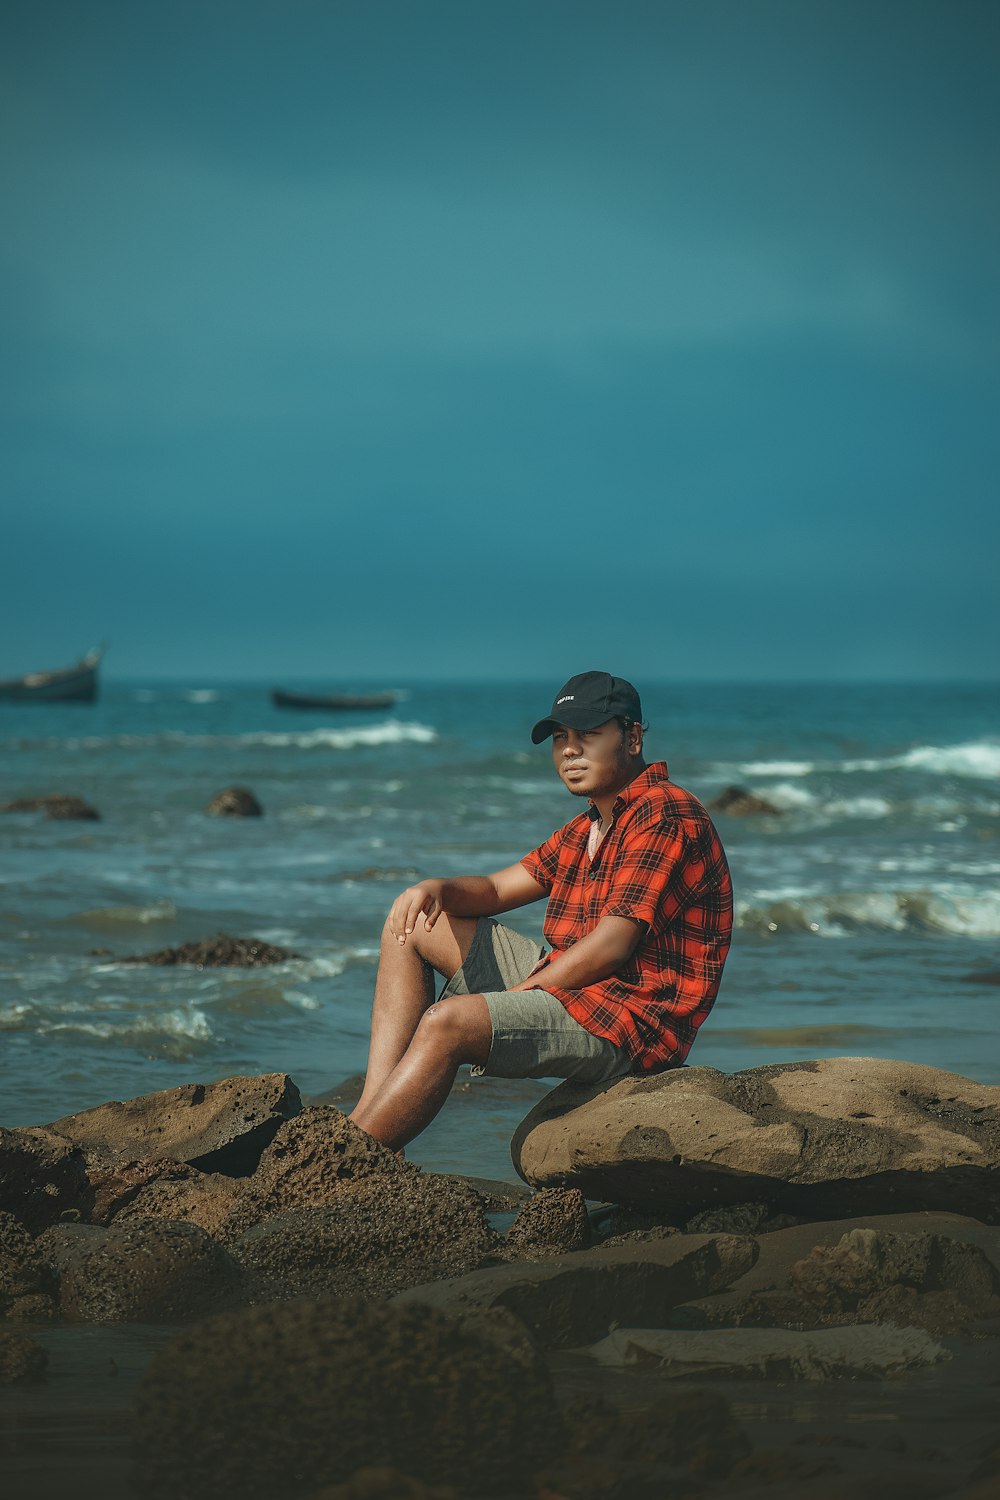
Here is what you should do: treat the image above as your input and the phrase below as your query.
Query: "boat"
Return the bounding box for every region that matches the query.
[0,645,106,703]
[272,688,399,711]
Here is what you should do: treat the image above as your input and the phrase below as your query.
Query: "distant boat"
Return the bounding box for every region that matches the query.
[0,645,106,704]
[272,687,399,711]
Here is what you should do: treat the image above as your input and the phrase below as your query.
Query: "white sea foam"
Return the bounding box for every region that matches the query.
[842,740,1000,778]
[738,885,1000,938]
[40,1006,213,1042]
[184,689,219,703]
[738,759,814,776]
[23,720,438,753]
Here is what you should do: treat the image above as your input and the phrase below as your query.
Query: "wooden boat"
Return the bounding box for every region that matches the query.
[272,687,399,711]
[0,645,105,703]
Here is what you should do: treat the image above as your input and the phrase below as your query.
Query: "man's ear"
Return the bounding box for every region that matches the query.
[628,723,644,755]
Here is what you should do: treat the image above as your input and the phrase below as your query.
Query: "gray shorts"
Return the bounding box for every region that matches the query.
[438,917,634,1084]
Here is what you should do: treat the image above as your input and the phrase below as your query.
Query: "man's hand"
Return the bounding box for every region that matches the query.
[389,880,446,944]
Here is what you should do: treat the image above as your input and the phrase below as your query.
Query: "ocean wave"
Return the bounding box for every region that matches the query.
[738,886,1000,938]
[38,1005,213,1045]
[730,739,1000,783]
[4,721,437,753]
[68,900,178,928]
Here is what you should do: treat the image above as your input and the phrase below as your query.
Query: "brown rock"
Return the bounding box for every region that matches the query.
[512,1057,1000,1221]
[58,1216,241,1322]
[118,932,299,966]
[503,1187,590,1259]
[112,1167,245,1238]
[0,1211,56,1315]
[2,794,100,820]
[206,786,263,817]
[395,1232,757,1348]
[0,1330,48,1384]
[33,1221,108,1279]
[708,784,782,817]
[229,1107,406,1233]
[47,1072,301,1176]
[132,1297,563,1499]
[232,1174,495,1301]
[0,1125,92,1232]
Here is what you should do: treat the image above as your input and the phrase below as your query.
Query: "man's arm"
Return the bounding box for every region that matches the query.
[389,863,547,944]
[508,914,644,992]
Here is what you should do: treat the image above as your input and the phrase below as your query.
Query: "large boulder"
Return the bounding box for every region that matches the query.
[47,1073,301,1176]
[395,1232,756,1348]
[0,1125,92,1232]
[207,786,263,817]
[232,1175,495,1301]
[512,1058,1000,1222]
[132,1297,563,1499]
[2,794,99,820]
[57,1217,241,1322]
[0,1211,57,1320]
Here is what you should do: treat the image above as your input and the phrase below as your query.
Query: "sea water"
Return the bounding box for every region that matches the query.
[1,679,997,1181]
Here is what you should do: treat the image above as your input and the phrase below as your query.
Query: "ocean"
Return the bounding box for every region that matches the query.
[2,678,997,1183]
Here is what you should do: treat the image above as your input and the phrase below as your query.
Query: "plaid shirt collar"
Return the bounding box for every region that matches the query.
[587,760,671,821]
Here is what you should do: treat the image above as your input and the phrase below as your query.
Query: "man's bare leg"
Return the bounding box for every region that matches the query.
[349,993,493,1151]
[351,910,478,1117]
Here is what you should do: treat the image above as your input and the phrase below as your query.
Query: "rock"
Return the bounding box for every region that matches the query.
[111,1167,245,1238]
[207,786,263,817]
[229,1107,406,1233]
[0,1125,92,1232]
[708,785,782,817]
[0,1211,56,1316]
[132,1297,563,1499]
[543,1387,751,1496]
[58,1217,241,1322]
[668,1210,1000,1333]
[0,1330,48,1384]
[789,1227,1000,1334]
[585,1322,949,1380]
[232,1174,496,1300]
[1,794,100,820]
[503,1187,590,1259]
[118,933,299,966]
[305,1473,459,1500]
[395,1232,757,1348]
[33,1222,108,1279]
[47,1072,301,1176]
[512,1058,1000,1222]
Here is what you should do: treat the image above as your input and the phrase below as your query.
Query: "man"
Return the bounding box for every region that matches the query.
[349,672,732,1152]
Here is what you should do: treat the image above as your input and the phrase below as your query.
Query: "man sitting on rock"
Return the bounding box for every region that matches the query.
[349,672,733,1152]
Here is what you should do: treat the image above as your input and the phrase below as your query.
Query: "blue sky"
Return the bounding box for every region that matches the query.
[2,0,998,681]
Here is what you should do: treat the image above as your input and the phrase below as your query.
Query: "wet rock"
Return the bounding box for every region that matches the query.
[396,1232,757,1348]
[58,1216,241,1322]
[34,1221,108,1279]
[1,794,100,820]
[513,1058,1000,1221]
[206,786,263,817]
[232,1174,496,1300]
[0,1211,56,1316]
[708,784,783,817]
[0,1330,48,1384]
[790,1227,1000,1334]
[585,1322,949,1380]
[542,1387,751,1496]
[228,1107,406,1233]
[47,1072,301,1177]
[132,1296,563,1499]
[305,1473,459,1500]
[0,1125,92,1232]
[118,932,300,966]
[503,1187,590,1259]
[6,1292,57,1321]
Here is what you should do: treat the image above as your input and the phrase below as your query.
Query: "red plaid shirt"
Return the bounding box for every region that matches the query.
[520,762,732,1072]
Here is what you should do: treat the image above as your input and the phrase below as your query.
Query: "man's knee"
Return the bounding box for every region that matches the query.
[414,996,491,1061]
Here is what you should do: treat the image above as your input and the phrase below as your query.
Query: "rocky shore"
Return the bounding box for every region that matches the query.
[2,1058,999,1500]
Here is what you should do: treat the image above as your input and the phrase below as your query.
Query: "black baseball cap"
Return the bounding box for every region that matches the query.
[531,671,643,744]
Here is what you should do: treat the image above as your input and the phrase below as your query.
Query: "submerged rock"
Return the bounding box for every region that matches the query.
[47,1072,301,1176]
[132,1296,563,1499]
[1,794,100,820]
[0,1125,92,1232]
[513,1057,1000,1222]
[58,1216,241,1322]
[118,933,300,966]
[206,786,263,817]
[708,785,782,817]
[0,1330,48,1384]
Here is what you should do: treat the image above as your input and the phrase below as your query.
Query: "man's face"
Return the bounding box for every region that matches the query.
[551,718,640,800]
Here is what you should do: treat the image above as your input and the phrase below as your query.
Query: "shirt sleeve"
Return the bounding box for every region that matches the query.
[599,814,695,932]
[520,828,563,893]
